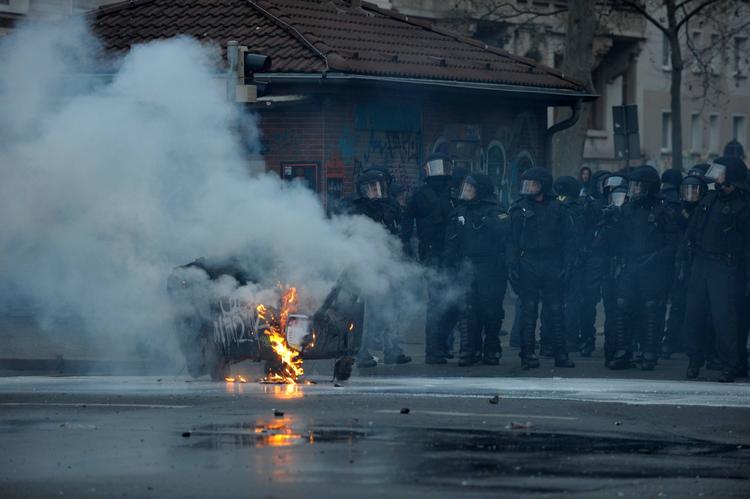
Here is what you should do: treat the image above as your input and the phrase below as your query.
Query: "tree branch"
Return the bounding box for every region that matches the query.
[676,0,724,30]
[618,0,670,35]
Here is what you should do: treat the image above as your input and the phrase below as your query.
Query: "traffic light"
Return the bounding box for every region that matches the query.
[227,41,272,103]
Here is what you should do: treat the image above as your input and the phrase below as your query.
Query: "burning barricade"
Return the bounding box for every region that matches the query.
[167,258,363,383]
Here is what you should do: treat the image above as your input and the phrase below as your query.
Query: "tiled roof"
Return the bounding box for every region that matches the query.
[90,0,586,93]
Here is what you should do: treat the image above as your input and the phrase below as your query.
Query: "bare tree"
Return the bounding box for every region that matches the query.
[451,0,747,173]
[616,0,734,171]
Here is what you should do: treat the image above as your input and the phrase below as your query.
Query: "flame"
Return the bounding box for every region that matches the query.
[253,419,301,447]
[348,322,354,332]
[225,375,248,384]
[257,286,304,384]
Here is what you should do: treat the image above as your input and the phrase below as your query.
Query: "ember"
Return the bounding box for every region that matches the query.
[257,286,304,384]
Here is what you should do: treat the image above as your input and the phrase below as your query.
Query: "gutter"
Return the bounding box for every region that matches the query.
[256,72,597,100]
[546,99,582,164]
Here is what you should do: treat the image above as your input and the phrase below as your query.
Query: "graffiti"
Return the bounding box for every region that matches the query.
[213,297,255,350]
[360,130,421,192]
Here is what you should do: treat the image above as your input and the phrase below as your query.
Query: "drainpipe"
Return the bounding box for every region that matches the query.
[546,98,581,167]
[226,41,239,102]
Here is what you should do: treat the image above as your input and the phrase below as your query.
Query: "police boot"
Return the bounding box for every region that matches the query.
[717,370,735,383]
[686,359,701,379]
[482,325,502,366]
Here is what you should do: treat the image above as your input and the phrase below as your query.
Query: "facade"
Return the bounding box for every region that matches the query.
[89,0,589,206]
[384,0,750,172]
[0,0,119,36]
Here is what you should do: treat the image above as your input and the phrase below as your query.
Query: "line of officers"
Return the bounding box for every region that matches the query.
[340,144,750,383]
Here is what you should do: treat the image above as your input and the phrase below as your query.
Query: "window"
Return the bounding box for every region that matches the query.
[661,33,671,69]
[709,33,721,75]
[661,111,672,152]
[708,113,721,155]
[691,31,702,73]
[691,112,702,154]
[734,36,748,77]
[733,115,747,149]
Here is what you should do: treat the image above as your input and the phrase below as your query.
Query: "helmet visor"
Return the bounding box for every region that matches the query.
[704,163,726,184]
[363,180,385,200]
[425,158,451,177]
[609,190,627,207]
[680,183,702,203]
[459,181,477,201]
[627,180,645,199]
[520,179,542,196]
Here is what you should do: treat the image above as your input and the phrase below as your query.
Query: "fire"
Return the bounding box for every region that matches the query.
[224,375,247,383]
[257,286,304,384]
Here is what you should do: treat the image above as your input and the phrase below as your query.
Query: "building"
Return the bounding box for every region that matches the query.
[88,0,591,206]
[382,0,750,172]
[0,0,120,36]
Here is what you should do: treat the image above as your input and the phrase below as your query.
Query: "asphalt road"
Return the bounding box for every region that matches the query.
[1,369,749,498]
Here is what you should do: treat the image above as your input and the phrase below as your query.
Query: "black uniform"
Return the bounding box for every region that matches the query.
[346,170,410,367]
[445,174,509,365]
[508,167,576,369]
[578,171,613,357]
[403,172,458,362]
[683,157,750,382]
[553,176,586,350]
[608,166,681,370]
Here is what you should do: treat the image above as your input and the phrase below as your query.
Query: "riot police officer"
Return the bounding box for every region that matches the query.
[607,166,680,371]
[553,176,585,350]
[683,157,750,382]
[402,153,458,364]
[662,173,708,358]
[445,173,509,366]
[348,169,411,368]
[508,167,576,369]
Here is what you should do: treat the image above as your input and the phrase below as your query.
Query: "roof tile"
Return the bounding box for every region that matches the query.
[89,0,585,92]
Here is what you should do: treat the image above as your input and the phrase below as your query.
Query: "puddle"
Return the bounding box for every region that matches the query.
[184,422,749,483]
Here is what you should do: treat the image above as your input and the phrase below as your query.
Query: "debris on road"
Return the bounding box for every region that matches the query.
[181,431,191,438]
[274,410,285,417]
[507,421,533,430]
[400,408,410,414]
[489,395,501,404]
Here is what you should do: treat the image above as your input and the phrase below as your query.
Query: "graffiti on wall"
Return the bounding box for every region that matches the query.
[356,130,421,192]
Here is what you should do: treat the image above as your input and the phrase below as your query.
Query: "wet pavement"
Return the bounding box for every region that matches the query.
[1,375,749,498]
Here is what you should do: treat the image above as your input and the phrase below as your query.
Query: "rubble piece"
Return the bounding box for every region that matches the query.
[274,410,285,417]
[507,421,533,430]
[400,408,410,414]
[489,395,500,404]
[181,431,191,438]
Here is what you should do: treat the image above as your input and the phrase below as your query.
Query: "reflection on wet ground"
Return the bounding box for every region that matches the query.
[186,420,750,484]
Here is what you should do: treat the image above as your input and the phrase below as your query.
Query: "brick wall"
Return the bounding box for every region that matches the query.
[257,87,548,206]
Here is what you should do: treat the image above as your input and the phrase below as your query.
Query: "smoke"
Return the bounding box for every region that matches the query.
[0,19,432,367]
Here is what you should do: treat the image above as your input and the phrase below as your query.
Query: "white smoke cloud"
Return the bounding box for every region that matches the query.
[0,19,430,367]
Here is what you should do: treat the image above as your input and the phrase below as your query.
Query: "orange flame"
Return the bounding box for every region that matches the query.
[257,286,304,384]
